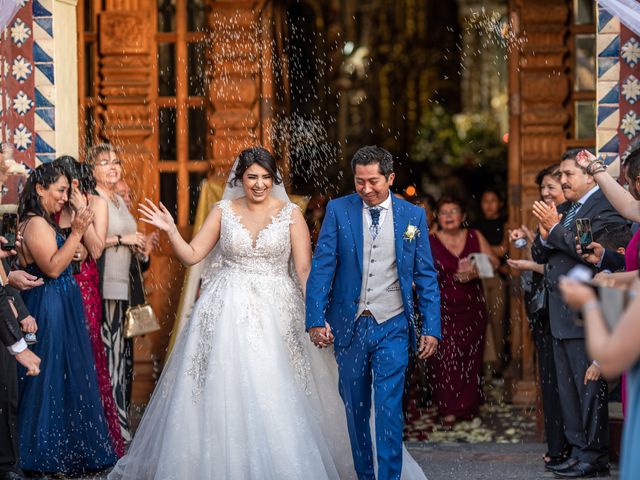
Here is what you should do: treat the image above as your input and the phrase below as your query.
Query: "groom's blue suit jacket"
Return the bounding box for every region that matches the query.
[306,193,441,349]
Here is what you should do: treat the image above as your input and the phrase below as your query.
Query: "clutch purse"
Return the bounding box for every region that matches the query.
[125,302,160,338]
[124,256,160,338]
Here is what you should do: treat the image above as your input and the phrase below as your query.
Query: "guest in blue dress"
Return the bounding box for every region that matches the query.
[16,163,117,476]
[559,277,640,480]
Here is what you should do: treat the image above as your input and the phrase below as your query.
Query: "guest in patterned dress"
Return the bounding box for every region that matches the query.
[87,144,146,443]
[54,156,125,457]
[427,196,498,426]
[16,162,117,476]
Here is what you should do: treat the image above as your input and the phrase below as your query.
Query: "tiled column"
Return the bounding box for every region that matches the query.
[596,5,621,173]
[33,0,55,163]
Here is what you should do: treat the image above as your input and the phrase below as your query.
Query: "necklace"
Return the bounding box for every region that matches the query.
[98,187,119,208]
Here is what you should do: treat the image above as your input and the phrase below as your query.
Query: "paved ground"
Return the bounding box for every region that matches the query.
[69,442,620,479]
[408,442,619,480]
[64,380,622,479]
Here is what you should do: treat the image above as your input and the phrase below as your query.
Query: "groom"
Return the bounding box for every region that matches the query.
[306,146,441,480]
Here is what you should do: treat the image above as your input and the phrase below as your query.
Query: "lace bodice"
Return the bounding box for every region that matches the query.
[215,199,297,276]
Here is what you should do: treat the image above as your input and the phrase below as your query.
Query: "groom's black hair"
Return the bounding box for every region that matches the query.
[231,147,282,186]
[351,146,394,179]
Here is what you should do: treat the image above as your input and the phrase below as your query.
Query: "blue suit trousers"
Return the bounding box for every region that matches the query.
[334,312,409,480]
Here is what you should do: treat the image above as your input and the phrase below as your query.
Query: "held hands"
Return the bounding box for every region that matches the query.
[576,241,604,265]
[532,201,562,239]
[139,199,177,235]
[70,207,95,235]
[418,335,438,359]
[15,348,40,376]
[309,322,334,348]
[8,270,44,290]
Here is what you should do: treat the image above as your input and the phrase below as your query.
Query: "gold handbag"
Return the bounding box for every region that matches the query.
[124,257,160,338]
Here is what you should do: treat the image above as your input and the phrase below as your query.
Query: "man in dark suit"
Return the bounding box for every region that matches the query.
[531,149,629,478]
[0,266,41,480]
[0,146,41,480]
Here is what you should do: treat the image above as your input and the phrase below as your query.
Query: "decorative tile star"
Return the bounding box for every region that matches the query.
[621,111,640,139]
[11,56,32,82]
[13,124,32,152]
[623,76,640,104]
[622,38,640,67]
[13,91,33,115]
[10,19,31,47]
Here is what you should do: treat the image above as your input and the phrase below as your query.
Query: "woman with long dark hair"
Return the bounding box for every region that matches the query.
[53,156,124,457]
[16,162,117,476]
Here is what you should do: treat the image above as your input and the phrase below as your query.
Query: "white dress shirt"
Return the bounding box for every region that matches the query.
[8,337,27,355]
[363,192,393,229]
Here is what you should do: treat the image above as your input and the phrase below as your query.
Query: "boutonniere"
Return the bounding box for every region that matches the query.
[403,224,420,242]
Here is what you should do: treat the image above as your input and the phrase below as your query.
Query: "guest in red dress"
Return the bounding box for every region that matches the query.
[427,196,498,425]
[54,156,125,456]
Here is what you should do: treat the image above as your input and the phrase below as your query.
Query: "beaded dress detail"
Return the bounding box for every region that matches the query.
[108,200,427,480]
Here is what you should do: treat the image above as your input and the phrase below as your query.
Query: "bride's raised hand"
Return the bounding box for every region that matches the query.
[139,199,176,234]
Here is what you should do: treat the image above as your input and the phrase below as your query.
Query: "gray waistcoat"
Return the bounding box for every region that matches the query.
[356,206,404,323]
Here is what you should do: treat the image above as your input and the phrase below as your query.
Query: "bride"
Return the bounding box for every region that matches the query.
[108,147,426,479]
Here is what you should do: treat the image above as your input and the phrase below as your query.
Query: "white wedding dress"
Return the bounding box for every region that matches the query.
[108,200,427,480]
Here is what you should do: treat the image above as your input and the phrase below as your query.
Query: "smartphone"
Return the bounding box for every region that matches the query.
[575,218,594,254]
[1,213,18,251]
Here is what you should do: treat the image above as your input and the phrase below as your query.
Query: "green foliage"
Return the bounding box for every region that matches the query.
[412,107,507,169]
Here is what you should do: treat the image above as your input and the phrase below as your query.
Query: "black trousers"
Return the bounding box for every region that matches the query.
[0,347,20,475]
[553,336,609,465]
[530,312,568,457]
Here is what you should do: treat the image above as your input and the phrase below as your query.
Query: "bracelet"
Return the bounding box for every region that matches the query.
[116,234,122,246]
[581,299,600,315]
[586,160,606,175]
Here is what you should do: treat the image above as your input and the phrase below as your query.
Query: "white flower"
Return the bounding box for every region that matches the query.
[10,19,31,47]
[621,111,640,139]
[11,56,32,82]
[13,124,32,152]
[403,224,420,241]
[12,91,33,115]
[622,38,640,67]
[623,76,640,104]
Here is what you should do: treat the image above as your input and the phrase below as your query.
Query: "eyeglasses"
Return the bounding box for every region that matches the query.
[438,208,461,216]
[96,159,122,167]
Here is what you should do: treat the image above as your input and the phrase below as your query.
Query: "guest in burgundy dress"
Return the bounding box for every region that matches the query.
[427,196,498,425]
[54,156,125,456]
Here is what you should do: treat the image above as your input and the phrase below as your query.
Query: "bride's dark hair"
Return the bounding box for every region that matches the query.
[230,147,282,186]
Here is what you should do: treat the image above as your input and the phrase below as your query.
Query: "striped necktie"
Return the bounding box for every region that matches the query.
[562,202,581,229]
